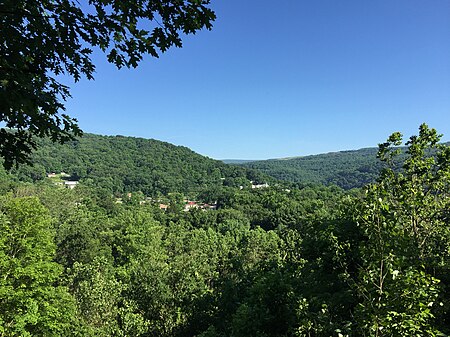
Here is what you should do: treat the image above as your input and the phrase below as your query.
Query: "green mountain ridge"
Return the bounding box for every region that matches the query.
[7,133,268,196]
[7,133,446,193]
[240,142,449,189]
[240,147,385,189]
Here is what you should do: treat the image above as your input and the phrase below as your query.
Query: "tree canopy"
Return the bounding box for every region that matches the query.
[0,0,216,169]
[0,124,449,336]
[2,133,271,197]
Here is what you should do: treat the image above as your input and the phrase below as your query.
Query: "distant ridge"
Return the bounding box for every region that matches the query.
[240,147,383,190]
[221,159,257,164]
[239,143,449,189]
[267,147,377,161]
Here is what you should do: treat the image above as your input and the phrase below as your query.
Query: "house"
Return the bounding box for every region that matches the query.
[184,201,199,211]
[251,182,269,189]
[47,172,57,178]
[64,181,78,189]
[159,204,169,211]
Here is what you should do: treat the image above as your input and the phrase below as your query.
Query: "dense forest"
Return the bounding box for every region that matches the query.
[1,124,449,336]
[4,134,270,198]
[240,148,382,189]
[240,141,450,190]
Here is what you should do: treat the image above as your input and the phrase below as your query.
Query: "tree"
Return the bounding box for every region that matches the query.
[0,196,80,336]
[0,0,216,169]
[352,124,450,336]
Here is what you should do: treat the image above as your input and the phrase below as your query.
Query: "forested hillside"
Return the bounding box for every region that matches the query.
[241,147,391,189]
[6,133,268,197]
[0,124,449,336]
[243,142,449,189]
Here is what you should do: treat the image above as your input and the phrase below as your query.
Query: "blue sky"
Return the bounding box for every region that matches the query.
[64,0,450,160]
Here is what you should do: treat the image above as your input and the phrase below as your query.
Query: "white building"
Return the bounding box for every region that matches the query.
[64,181,79,189]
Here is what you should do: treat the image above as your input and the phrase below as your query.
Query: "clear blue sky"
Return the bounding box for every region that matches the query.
[64,0,450,160]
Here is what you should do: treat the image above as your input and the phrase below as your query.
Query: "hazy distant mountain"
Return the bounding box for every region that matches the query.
[221,159,257,164]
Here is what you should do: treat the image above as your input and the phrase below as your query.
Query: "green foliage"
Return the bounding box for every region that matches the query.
[68,257,125,337]
[243,147,389,189]
[0,0,215,168]
[6,133,266,197]
[55,204,111,268]
[0,124,449,336]
[0,196,79,336]
[352,124,450,336]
